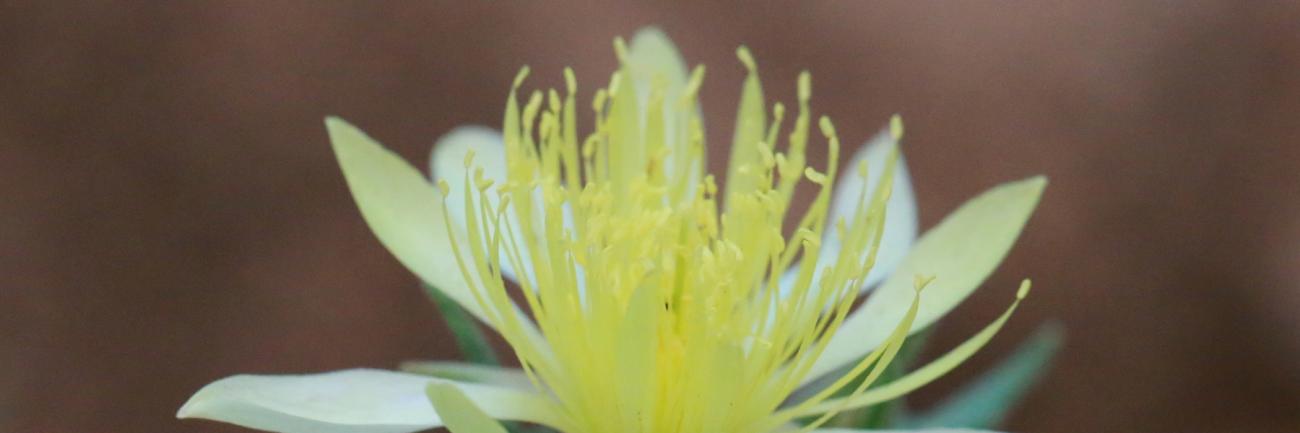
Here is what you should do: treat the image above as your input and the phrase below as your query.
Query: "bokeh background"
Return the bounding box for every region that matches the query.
[2,2,1298,432]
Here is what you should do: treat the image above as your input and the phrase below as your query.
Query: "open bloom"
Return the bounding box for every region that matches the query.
[179,28,1045,433]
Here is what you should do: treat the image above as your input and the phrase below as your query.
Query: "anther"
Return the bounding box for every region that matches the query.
[890,114,905,140]
[513,66,531,89]
[736,46,757,72]
[680,65,707,107]
[593,89,608,112]
[797,71,812,102]
[563,67,577,94]
[818,116,837,138]
[548,89,562,113]
[463,149,477,168]
[613,37,629,62]
[804,167,828,184]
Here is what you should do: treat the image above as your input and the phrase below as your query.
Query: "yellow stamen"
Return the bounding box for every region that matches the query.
[439,38,1021,433]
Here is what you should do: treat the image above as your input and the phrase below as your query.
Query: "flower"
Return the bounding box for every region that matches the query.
[178,28,1046,433]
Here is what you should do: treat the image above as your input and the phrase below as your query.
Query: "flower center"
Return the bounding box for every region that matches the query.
[437,40,908,433]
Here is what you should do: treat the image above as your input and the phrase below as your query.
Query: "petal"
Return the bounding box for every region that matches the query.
[428,126,508,196]
[627,27,706,196]
[722,47,767,210]
[626,27,690,114]
[178,369,564,433]
[327,118,544,345]
[780,128,918,295]
[829,129,918,289]
[804,176,1046,384]
[427,127,586,297]
[400,361,533,390]
[426,382,508,433]
[427,126,533,285]
[329,117,484,321]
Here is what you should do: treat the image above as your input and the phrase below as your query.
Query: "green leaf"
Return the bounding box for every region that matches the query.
[902,321,1064,429]
[424,283,500,365]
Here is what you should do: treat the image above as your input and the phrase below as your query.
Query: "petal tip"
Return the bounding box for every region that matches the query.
[175,381,220,419]
[631,26,670,42]
[1020,175,1049,197]
[323,115,352,133]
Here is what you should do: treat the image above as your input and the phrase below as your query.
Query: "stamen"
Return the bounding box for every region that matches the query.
[438,36,1019,433]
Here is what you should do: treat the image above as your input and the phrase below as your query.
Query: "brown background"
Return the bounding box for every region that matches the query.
[2,2,1298,432]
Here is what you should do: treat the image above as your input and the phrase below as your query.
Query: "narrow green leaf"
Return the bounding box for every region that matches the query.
[425,283,500,365]
[902,321,1064,429]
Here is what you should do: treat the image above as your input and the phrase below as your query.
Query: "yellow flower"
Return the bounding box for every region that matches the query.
[179,28,1045,433]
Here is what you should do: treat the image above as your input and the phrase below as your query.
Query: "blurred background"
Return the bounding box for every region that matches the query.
[2,2,1298,432]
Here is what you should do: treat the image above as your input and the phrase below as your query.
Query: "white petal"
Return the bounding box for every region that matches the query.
[428,126,508,192]
[780,129,918,296]
[803,176,1046,385]
[830,129,918,289]
[427,126,534,285]
[327,118,544,346]
[427,127,586,297]
[178,369,563,433]
[626,27,690,114]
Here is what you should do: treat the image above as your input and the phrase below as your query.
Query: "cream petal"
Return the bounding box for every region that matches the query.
[803,176,1046,385]
[178,369,564,433]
